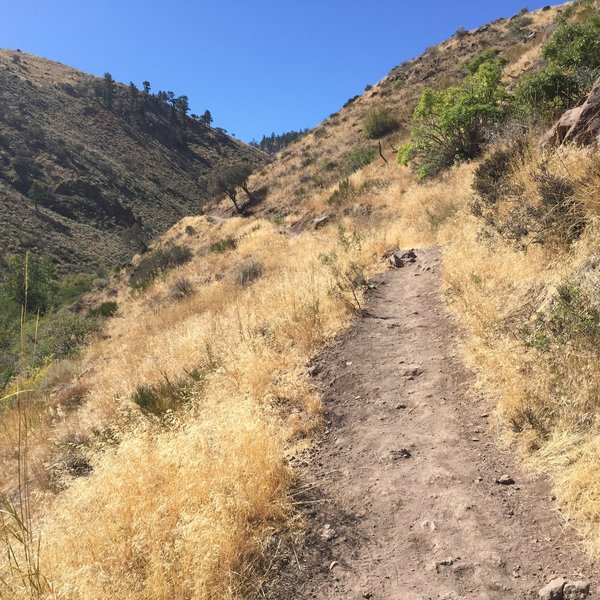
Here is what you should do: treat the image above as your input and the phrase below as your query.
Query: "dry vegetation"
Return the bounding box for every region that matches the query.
[0,144,458,597]
[4,138,600,597]
[4,2,600,597]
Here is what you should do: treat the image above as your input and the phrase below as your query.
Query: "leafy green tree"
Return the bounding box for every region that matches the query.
[142,80,151,96]
[27,181,54,212]
[175,95,189,116]
[514,15,600,119]
[209,163,253,213]
[1,254,58,315]
[398,61,507,179]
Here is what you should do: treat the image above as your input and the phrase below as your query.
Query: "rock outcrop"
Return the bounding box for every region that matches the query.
[543,78,600,146]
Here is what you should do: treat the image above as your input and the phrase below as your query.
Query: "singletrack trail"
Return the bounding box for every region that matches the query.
[270,248,595,600]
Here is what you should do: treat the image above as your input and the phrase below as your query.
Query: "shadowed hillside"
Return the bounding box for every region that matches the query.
[0,50,267,273]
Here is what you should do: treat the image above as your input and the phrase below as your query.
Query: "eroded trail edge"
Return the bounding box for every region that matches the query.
[270,248,595,600]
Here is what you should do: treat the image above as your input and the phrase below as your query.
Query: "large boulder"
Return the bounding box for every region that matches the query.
[543,78,600,147]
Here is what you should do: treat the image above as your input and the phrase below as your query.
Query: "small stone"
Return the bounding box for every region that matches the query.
[320,523,336,541]
[345,361,353,366]
[435,557,454,572]
[391,448,412,459]
[538,577,567,600]
[329,560,339,571]
[403,367,423,378]
[563,580,590,600]
[389,253,405,268]
[396,403,407,409]
[496,475,515,485]
[363,593,373,599]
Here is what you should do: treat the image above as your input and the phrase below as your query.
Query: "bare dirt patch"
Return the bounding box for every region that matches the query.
[269,248,596,599]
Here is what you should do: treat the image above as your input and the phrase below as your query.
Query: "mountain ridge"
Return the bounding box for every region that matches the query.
[0,49,266,273]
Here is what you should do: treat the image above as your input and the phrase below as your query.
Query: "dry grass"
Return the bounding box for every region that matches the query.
[5,138,600,595]
[440,145,600,553]
[0,141,470,597]
[5,4,594,595]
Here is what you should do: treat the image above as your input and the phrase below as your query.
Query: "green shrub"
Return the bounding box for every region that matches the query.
[543,15,600,86]
[132,369,204,417]
[36,312,101,361]
[55,274,95,308]
[88,301,118,319]
[130,244,192,290]
[463,49,507,75]
[398,61,507,179]
[362,107,398,139]
[344,146,378,175]
[209,237,237,253]
[513,65,581,119]
[513,14,600,119]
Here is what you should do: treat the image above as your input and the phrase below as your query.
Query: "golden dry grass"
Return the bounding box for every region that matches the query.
[440,145,600,553]
[4,136,600,595]
[0,147,469,597]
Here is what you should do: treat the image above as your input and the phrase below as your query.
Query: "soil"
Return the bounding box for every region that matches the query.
[269,248,596,599]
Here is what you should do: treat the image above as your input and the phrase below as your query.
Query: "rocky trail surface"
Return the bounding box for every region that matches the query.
[269,248,596,600]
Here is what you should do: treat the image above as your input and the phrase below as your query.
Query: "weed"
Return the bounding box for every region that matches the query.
[209,237,237,253]
[131,369,204,417]
[344,146,378,175]
[235,260,264,287]
[169,277,194,300]
[363,107,398,139]
[130,244,193,290]
[328,178,353,205]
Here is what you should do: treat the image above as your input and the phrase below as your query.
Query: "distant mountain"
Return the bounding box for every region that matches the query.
[0,50,266,273]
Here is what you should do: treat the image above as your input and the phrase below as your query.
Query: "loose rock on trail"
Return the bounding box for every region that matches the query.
[269,248,595,599]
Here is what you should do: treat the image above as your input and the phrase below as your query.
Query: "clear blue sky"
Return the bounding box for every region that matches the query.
[1,1,560,142]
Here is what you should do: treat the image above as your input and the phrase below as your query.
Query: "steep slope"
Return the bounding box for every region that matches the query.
[216,6,560,219]
[0,50,266,272]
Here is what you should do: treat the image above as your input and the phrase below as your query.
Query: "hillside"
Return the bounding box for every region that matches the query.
[0,50,266,273]
[2,1,600,598]
[224,5,560,220]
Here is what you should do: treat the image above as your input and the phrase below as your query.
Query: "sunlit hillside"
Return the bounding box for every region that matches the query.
[2,1,600,597]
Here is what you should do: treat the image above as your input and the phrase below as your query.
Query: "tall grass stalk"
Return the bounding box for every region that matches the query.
[0,252,48,598]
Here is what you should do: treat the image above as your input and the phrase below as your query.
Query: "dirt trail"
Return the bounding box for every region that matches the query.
[270,248,596,599]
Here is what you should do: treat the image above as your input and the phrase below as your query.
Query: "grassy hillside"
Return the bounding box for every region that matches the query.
[0,50,266,273]
[226,5,560,220]
[3,1,600,597]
